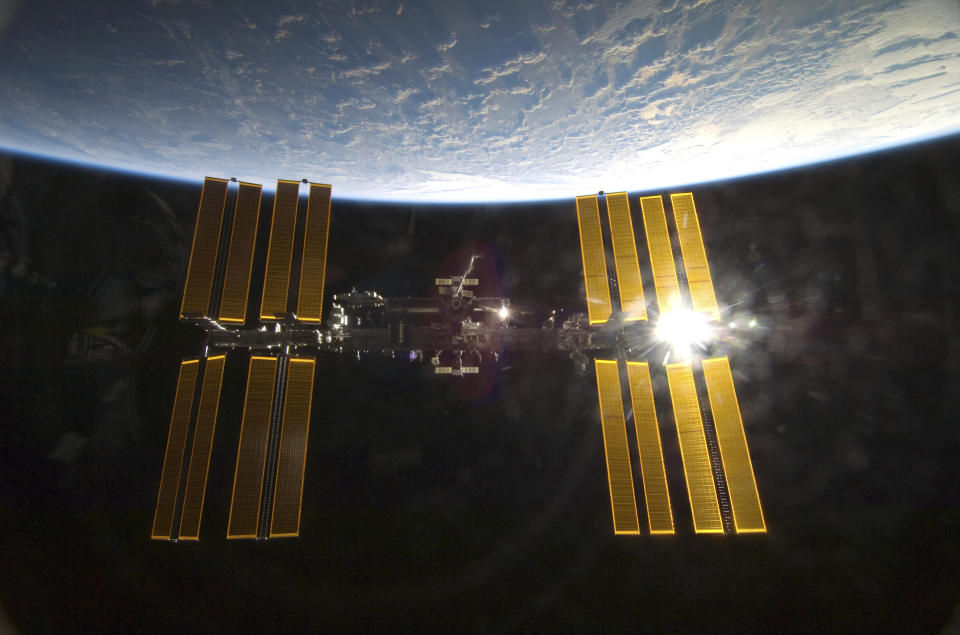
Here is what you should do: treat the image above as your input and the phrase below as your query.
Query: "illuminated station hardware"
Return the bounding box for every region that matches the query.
[155,176,767,542]
[594,360,641,535]
[218,183,263,323]
[670,193,719,320]
[702,357,765,533]
[575,191,765,536]
[575,195,613,324]
[605,192,647,320]
[151,355,226,541]
[180,178,228,318]
[260,180,301,320]
[296,184,333,323]
[626,362,674,534]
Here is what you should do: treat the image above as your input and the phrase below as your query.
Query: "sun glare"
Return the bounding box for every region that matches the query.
[655,309,715,359]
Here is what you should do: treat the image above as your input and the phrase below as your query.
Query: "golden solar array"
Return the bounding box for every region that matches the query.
[296,184,333,323]
[625,362,674,534]
[575,195,613,324]
[594,360,641,534]
[218,183,263,323]
[574,191,765,536]
[151,356,225,540]
[667,362,723,534]
[269,358,316,537]
[153,177,330,541]
[226,356,317,539]
[605,193,646,320]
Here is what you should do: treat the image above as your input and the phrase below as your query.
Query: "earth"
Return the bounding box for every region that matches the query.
[0,0,958,202]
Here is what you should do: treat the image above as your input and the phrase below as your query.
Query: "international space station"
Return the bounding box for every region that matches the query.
[151,177,765,542]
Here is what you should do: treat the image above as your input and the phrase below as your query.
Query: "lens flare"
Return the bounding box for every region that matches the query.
[655,309,715,359]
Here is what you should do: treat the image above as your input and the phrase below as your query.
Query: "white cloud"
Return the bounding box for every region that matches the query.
[437,34,458,52]
[342,59,395,79]
[475,51,548,85]
[276,14,307,28]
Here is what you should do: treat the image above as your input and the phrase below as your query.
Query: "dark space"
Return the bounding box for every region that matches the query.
[0,135,959,632]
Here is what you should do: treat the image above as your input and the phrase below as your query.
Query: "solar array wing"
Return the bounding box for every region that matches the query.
[594,360,640,534]
[605,193,646,320]
[576,196,613,325]
[178,355,226,540]
[218,183,263,323]
[180,178,228,318]
[296,184,332,322]
[260,181,301,320]
[670,193,719,319]
[701,357,765,533]
[665,362,723,533]
[227,356,278,539]
[151,359,199,540]
[269,358,316,537]
[639,196,682,316]
[626,362,674,534]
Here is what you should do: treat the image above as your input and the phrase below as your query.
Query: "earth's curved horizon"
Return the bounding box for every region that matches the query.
[1,0,958,203]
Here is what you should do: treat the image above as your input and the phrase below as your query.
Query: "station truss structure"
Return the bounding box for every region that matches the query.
[151,178,765,541]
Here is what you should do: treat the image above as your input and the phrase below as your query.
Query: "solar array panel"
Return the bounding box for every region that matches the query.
[639,195,682,316]
[269,358,316,537]
[594,359,640,534]
[180,178,228,318]
[178,355,226,540]
[152,359,199,539]
[702,357,765,533]
[218,183,263,323]
[666,362,723,533]
[626,362,674,534]
[670,193,719,319]
[158,175,339,542]
[227,356,278,539]
[575,196,613,325]
[296,184,332,323]
[260,181,301,320]
[605,192,646,320]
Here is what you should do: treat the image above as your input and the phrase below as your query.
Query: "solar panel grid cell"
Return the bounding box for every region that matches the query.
[702,357,766,533]
[594,359,641,535]
[270,358,316,538]
[666,362,723,534]
[670,193,719,319]
[296,184,332,323]
[639,196,682,317]
[260,181,301,320]
[227,356,278,539]
[218,183,263,323]
[178,355,226,540]
[575,196,613,325]
[626,362,675,534]
[180,178,228,318]
[151,359,199,540]
[605,192,647,321]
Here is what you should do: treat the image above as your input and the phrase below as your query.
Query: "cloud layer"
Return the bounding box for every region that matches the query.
[0,0,958,201]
